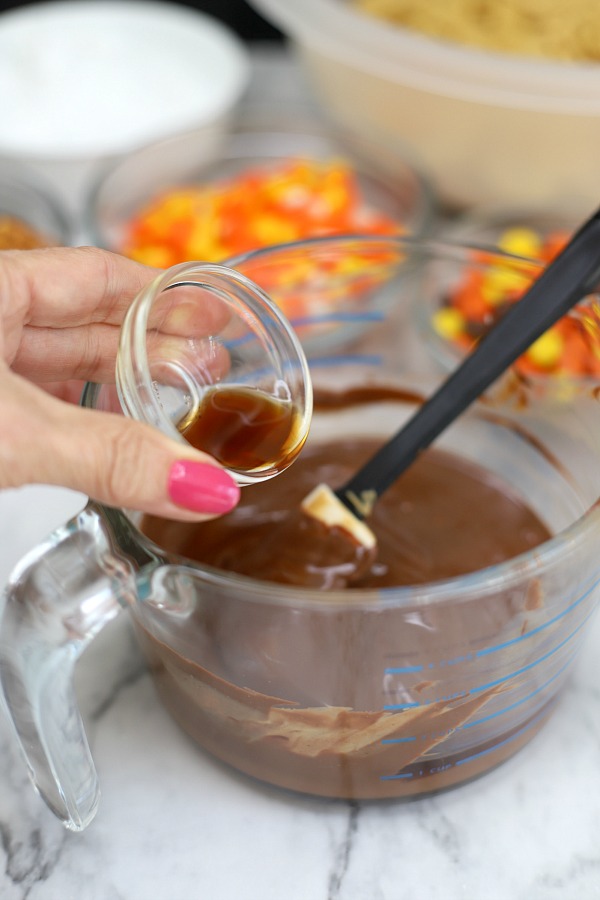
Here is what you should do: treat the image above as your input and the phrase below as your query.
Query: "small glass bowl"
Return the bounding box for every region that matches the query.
[418,208,600,403]
[84,111,436,264]
[115,259,313,485]
[0,165,71,248]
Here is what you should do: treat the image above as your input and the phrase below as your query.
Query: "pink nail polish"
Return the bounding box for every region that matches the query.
[168,461,240,514]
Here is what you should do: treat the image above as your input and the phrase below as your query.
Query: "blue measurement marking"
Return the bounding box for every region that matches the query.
[379,702,555,781]
[381,608,592,716]
[290,311,385,327]
[229,351,384,385]
[375,544,600,783]
[476,573,600,659]
[379,648,579,749]
[307,353,384,368]
[461,652,577,729]
[383,571,600,678]
[470,609,593,695]
[441,654,472,667]
[383,700,421,711]
[222,311,385,350]
[385,664,423,675]
[386,654,475,674]
[455,702,555,768]
[380,660,572,744]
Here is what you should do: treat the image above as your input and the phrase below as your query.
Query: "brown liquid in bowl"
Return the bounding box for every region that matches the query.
[137,436,555,800]
[143,440,550,587]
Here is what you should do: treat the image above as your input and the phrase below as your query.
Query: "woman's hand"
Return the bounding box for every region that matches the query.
[0,246,240,520]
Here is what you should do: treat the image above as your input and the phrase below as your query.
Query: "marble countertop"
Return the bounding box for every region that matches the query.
[1,46,600,900]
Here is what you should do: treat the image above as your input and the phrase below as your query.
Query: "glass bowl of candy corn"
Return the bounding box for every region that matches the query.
[418,209,600,401]
[85,112,435,354]
[85,109,435,272]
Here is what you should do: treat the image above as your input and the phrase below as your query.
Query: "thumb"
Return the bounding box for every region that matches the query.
[1,372,240,521]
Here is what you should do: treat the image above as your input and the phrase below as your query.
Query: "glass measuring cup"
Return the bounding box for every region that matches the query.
[1,237,599,831]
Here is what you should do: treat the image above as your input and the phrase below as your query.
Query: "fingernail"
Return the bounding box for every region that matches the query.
[168,460,240,514]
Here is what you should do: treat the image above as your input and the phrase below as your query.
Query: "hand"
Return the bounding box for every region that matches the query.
[0,246,240,520]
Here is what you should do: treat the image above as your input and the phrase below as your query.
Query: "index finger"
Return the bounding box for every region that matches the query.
[2,246,231,336]
[2,246,159,328]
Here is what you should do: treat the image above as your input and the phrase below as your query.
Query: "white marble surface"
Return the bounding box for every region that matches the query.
[2,44,600,900]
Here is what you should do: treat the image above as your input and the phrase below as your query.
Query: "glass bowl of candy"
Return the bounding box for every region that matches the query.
[84,112,435,354]
[418,208,600,402]
[84,110,435,269]
[0,165,71,249]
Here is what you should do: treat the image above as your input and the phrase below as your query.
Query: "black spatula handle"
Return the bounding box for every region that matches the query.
[338,207,600,517]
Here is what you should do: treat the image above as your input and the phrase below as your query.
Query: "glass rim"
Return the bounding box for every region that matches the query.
[136,490,600,613]
[82,381,600,614]
[82,115,436,246]
[114,260,313,484]
[222,231,538,270]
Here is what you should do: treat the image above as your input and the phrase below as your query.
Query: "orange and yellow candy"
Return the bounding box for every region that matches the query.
[121,157,401,269]
[433,226,600,380]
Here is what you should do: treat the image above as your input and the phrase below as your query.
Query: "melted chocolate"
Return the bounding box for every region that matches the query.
[142,441,550,588]
[136,426,556,801]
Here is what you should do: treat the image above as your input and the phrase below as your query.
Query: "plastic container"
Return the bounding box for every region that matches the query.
[250,0,600,213]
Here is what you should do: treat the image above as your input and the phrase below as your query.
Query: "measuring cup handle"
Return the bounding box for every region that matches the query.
[0,501,155,831]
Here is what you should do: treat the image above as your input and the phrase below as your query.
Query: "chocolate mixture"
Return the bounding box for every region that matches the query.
[143,439,550,587]
[136,434,555,799]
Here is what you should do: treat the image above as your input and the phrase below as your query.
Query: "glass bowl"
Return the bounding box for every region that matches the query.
[0,166,71,248]
[84,111,436,270]
[416,209,600,402]
[2,237,600,831]
[115,258,313,486]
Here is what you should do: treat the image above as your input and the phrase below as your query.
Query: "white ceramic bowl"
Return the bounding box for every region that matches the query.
[0,0,250,219]
[250,0,600,214]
